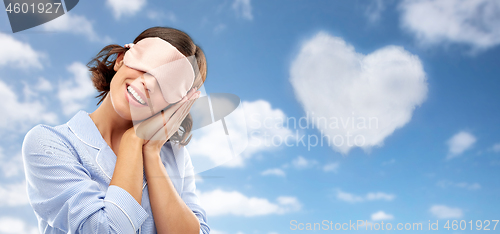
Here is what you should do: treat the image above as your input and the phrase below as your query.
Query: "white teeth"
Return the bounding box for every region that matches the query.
[127,86,146,105]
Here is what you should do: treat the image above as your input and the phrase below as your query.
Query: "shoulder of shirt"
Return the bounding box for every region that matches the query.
[24,122,71,141]
[22,121,75,155]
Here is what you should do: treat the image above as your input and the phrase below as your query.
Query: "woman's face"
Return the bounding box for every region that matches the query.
[109,54,171,121]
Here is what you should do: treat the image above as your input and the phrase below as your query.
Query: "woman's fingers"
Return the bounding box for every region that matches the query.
[147,109,171,142]
[134,110,165,140]
[162,88,199,122]
[135,89,201,142]
[149,88,197,128]
[163,92,200,140]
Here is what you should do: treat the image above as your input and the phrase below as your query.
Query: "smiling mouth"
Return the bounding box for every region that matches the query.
[127,85,147,105]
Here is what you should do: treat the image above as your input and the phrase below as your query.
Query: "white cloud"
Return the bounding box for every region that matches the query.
[0,181,30,207]
[490,143,500,153]
[0,33,44,69]
[34,77,53,92]
[337,190,364,203]
[437,180,481,190]
[106,0,147,19]
[337,189,395,203]
[291,155,318,169]
[232,0,253,20]
[0,79,58,133]
[194,174,204,183]
[243,100,294,155]
[455,182,481,190]
[187,99,293,169]
[430,205,463,219]
[275,155,340,175]
[261,168,286,177]
[282,156,338,173]
[366,192,396,201]
[0,148,24,178]
[199,189,301,217]
[371,211,394,221]
[365,0,385,23]
[399,0,500,51]
[382,158,396,165]
[22,82,38,102]
[210,230,247,234]
[22,77,54,101]
[0,216,38,234]
[146,10,176,22]
[446,131,476,159]
[323,162,339,173]
[210,230,228,234]
[214,24,227,34]
[42,13,111,43]
[290,31,427,154]
[58,62,96,116]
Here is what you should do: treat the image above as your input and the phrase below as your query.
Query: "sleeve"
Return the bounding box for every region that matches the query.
[180,146,211,234]
[22,125,149,234]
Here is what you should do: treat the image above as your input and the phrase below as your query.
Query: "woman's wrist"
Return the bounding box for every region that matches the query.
[142,148,170,178]
[142,146,160,160]
[123,128,145,147]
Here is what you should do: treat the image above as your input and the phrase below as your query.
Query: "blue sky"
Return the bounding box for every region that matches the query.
[1,0,500,233]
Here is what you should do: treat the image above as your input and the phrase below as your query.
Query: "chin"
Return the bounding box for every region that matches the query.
[110,92,133,120]
[114,105,134,121]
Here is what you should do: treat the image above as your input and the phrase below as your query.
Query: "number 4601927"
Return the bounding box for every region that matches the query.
[443,220,498,231]
[5,2,62,14]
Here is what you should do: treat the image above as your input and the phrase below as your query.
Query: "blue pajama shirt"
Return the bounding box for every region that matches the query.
[21,110,210,234]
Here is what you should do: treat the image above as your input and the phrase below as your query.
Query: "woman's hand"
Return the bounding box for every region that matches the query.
[121,125,145,148]
[140,87,201,157]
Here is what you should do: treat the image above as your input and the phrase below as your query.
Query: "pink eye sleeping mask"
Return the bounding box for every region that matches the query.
[123,37,196,104]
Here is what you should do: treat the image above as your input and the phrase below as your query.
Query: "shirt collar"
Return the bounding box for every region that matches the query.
[66,110,106,150]
[66,110,185,181]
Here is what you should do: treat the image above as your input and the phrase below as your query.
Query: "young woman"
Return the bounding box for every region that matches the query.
[22,27,210,234]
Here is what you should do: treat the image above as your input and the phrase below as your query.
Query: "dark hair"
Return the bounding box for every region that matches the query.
[87,27,207,146]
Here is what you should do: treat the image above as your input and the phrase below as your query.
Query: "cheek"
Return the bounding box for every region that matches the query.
[151,91,169,113]
[109,85,134,120]
[109,71,126,93]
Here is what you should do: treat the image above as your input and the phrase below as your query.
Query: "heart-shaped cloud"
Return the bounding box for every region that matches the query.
[290,31,428,154]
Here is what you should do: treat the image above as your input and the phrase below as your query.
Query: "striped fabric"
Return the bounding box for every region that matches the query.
[21,110,210,234]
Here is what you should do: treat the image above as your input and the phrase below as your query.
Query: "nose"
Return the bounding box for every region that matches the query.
[140,73,158,94]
